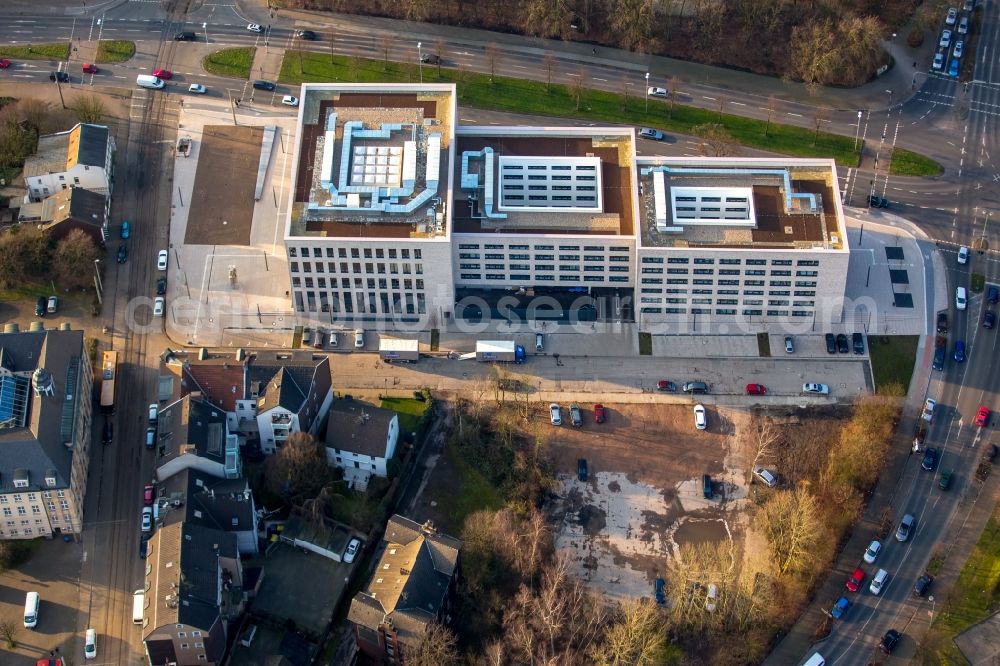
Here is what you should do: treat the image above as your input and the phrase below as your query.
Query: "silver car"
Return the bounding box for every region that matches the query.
[895,513,915,542]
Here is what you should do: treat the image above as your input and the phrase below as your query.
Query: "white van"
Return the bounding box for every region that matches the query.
[136,74,165,89]
[803,653,825,666]
[23,591,39,628]
[956,286,967,310]
[132,589,145,625]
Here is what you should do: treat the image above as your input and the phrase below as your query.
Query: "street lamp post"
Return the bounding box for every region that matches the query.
[853,110,863,150]
[645,72,649,113]
[886,88,893,109]
[417,42,423,83]
[93,259,103,305]
[203,22,208,43]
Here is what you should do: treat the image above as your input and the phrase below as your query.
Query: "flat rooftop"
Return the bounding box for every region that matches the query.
[452,128,636,236]
[636,158,846,251]
[287,84,456,241]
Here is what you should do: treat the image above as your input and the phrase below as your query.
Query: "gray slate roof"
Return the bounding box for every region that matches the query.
[0,329,85,492]
[73,124,110,167]
[155,394,228,469]
[347,515,461,646]
[160,468,255,533]
[325,399,396,458]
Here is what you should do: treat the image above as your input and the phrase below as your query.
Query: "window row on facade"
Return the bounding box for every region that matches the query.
[289,246,423,260]
[296,290,427,315]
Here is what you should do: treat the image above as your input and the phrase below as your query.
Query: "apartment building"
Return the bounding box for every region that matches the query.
[283,83,849,328]
[23,123,116,202]
[0,327,93,540]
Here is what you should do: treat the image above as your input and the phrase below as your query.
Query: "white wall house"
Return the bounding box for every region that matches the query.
[23,123,115,202]
[324,400,399,490]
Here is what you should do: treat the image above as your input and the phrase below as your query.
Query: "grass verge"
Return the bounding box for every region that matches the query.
[0,43,70,61]
[638,332,652,356]
[867,335,918,394]
[430,328,439,351]
[96,40,135,63]
[971,273,985,293]
[890,147,944,177]
[757,332,771,357]
[277,51,911,166]
[380,396,429,434]
[203,47,255,79]
[923,504,1000,663]
[432,438,502,528]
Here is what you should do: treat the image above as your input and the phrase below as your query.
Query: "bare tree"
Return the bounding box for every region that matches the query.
[0,617,19,648]
[693,122,740,157]
[572,68,587,111]
[591,600,667,666]
[717,94,728,120]
[666,75,681,118]
[264,431,331,498]
[408,622,459,666]
[812,105,831,145]
[485,43,500,82]
[434,38,445,76]
[70,94,106,124]
[543,51,556,92]
[745,414,783,479]
[378,34,394,71]
[621,76,631,112]
[764,94,779,137]
[756,487,822,575]
[53,228,100,289]
[0,224,49,290]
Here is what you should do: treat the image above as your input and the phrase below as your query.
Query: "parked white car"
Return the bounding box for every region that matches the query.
[157,249,168,271]
[646,86,667,97]
[752,466,778,487]
[922,398,937,422]
[693,404,707,430]
[247,23,263,32]
[549,403,562,426]
[281,95,299,107]
[188,83,207,94]
[863,539,881,564]
[343,538,361,563]
[802,383,830,395]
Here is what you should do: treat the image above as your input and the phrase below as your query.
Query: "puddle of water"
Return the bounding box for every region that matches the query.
[673,518,728,547]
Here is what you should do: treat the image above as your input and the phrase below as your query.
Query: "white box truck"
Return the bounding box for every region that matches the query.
[379,338,420,362]
[475,340,526,363]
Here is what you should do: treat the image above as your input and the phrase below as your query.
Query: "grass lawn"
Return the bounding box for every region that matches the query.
[380,396,429,434]
[923,504,1000,663]
[276,51,924,167]
[867,335,918,395]
[96,40,135,63]
[638,332,652,356]
[890,147,945,177]
[431,438,502,529]
[0,43,70,61]
[757,332,771,357]
[203,47,255,79]
[430,328,439,351]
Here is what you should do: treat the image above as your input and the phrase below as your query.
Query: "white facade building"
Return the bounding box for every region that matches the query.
[23,123,116,202]
[282,84,849,329]
[324,399,398,490]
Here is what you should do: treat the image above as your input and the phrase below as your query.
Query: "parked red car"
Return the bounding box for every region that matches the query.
[0,59,10,69]
[153,67,172,79]
[975,406,990,427]
[82,63,98,73]
[143,484,155,506]
[845,567,866,592]
[745,383,767,395]
[593,404,606,424]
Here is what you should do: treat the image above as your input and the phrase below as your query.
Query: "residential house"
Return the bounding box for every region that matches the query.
[23,123,115,202]
[0,327,93,540]
[158,468,259,555]
[141,521,243,666]
[348,516,462,664]
[16,186,110,245]
[324,399,398,490]
[250,352,332,454]
[154,394,241,483]
[159,349,333,455]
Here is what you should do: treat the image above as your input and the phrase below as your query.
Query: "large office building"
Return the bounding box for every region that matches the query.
[285,84,849,328]
[0,327,94,540]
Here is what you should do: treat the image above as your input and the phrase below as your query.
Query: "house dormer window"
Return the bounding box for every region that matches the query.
[45,477,57,487]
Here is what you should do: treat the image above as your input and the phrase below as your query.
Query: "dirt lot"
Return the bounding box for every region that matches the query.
[543,402,751,602]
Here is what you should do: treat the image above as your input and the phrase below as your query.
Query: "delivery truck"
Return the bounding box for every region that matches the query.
[379,338,420,362]
[475,340,526,363]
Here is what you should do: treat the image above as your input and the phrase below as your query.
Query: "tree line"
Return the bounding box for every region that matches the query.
[287,0,906,88]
